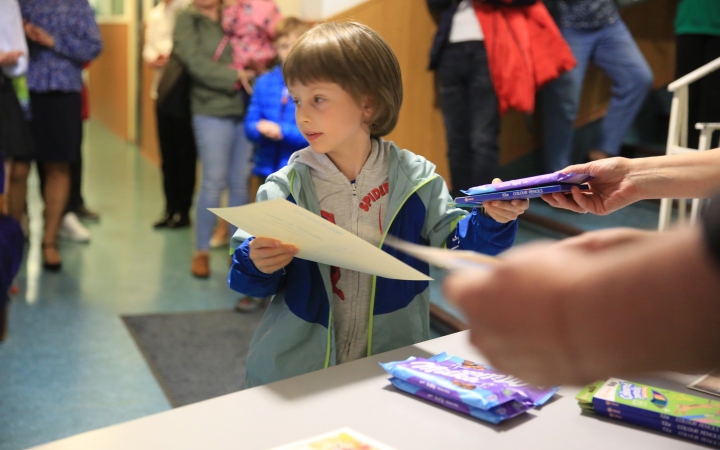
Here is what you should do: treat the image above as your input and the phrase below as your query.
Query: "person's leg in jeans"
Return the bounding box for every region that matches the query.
[466,42,500,187]
[542,27,594,173]
[226,117,252,239]
[191,114,235,277]
[592,19,653,158]
[438,43,472,198]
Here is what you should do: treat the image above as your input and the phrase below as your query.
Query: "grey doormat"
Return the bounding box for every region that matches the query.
[122,309,264,408]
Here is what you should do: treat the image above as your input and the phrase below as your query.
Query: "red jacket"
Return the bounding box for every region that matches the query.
[474,2,576,115]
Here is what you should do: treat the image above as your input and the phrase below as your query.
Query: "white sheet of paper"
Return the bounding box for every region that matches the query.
[384,236,498,271]
[209,199,431,281]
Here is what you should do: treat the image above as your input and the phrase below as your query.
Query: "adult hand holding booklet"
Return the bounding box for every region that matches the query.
[209,199,431,281]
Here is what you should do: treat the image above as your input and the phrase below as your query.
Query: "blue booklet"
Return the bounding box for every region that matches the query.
[462,172,594,196]
[454,184,590,205]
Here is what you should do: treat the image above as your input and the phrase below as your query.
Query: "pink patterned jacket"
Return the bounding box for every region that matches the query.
[221,0,282,72]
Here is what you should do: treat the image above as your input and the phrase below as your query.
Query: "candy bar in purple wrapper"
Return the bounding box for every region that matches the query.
[462,172,594,195]
[379,352,559,411]
[388,377,531,424]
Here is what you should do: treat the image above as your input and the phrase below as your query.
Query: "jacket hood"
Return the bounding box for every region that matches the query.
[280,139,438,188]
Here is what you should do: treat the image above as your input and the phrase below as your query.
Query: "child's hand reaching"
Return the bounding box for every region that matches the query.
[249,237,298,274]
[482,178,529,223]
[257,119,283,140]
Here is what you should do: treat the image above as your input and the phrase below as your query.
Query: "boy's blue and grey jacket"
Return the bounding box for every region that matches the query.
[229,140,517,388]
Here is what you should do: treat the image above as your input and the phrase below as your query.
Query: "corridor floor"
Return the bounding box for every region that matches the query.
[0,121,242,450]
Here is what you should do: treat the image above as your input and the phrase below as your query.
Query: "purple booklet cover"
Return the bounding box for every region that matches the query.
[455,184,590,205]
[462,172,594,195]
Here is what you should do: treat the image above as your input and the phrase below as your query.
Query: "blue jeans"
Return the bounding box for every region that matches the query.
[542,19,653,172]
[192,115,253,251]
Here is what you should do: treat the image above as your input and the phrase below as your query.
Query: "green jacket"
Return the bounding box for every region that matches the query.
[172,6,244,117]
[675,0,720,37]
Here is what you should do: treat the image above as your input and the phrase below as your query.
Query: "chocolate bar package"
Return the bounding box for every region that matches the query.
[388,377,530,424]
[379,353,558,411]
[462,172,594,196]
[454,184,590,205]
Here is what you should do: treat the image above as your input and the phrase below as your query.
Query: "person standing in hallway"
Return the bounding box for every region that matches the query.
[143,0,196,229]
[0,0,32,214]
[541,0,653,172]
[8,0,102,271]
[674,0,720,150]
[427,0,500,198]
[173,0,254,278]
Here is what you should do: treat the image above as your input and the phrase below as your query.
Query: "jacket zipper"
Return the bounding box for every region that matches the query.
[366,175,438,357]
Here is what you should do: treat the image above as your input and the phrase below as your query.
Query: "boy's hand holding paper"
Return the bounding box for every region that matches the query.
[249,237,298,274]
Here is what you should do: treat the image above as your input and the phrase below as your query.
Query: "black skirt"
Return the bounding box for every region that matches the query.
[26,91,82,163]
[0,74,34,160]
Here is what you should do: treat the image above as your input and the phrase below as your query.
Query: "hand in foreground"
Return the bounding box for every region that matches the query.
[0,51,24,66]
[249,237,298,274]
[257,120,283,140]
[482,179,529,223]
[555,227,657,252]
[443,226,720,386]
[542,158,639,215]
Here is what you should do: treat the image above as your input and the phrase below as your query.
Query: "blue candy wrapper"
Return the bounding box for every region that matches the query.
[454,184,590,205]
[462,172,594,195]
[379,353,558,411]
[389,377,531,424]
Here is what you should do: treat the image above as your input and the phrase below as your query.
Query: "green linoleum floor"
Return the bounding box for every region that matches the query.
[0,121,240,450]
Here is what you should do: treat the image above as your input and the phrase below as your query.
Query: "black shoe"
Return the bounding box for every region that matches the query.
[41,242,62,272]
[166,213,191,229]
[73,205,100,222]
[153,213,173,229]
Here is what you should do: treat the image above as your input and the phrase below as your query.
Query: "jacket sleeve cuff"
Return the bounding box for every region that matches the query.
[449,208,518,256]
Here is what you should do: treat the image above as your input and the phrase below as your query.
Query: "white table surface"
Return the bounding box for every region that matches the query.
[34,331,709,449]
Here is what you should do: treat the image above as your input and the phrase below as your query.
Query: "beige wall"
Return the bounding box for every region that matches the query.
[275,0,302,17]
[89,23,130,141]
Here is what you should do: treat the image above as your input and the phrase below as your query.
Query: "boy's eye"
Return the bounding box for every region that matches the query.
[292,98,300,105]
[314,97,324,104]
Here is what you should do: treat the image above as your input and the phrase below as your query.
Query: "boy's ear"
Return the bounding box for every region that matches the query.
[362,96,375,121]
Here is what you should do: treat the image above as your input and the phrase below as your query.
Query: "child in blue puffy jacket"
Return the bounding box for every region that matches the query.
[244,17,308,179]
